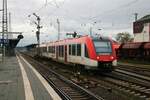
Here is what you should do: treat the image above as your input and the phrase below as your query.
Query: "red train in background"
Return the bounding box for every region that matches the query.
[116,42,150,60]
[38,36,117,71]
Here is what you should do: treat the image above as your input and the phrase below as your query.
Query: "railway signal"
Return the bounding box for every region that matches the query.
[29,13,42,56]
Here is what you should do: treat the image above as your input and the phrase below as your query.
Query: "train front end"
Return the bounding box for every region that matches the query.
[92,38,117,71]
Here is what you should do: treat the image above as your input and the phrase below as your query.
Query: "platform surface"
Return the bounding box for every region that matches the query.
[0,55,61,100]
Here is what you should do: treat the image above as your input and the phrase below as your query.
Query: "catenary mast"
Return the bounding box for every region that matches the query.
[2,0,8,57]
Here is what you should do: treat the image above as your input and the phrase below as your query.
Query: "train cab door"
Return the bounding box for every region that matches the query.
[64,45,67,62]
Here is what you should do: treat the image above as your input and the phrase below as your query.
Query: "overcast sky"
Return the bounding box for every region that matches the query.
[0,0,150,46]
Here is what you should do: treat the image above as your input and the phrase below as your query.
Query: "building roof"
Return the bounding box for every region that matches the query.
[135,15,150,22]
[133,15,150,34]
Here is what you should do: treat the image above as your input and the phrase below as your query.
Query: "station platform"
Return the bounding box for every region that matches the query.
[0,54,61,100]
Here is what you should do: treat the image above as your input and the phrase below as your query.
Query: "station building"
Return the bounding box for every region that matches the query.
[133,15,150,42]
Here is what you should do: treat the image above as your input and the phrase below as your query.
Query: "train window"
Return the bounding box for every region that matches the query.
[85,44,89,58]
[46,47,47,52]
[49,46,54,53]
[56,46,59,55]
[77,44,81,56]
[53,46,55,53]
[93,41,112,55]
[48,46,50,52]
[59,46,61,57]
[43,47,47,52]
[48,46,51,53]
[72,44,76,55]
[69,45,71,55]
[62,46,64,57]
[42,47,44,52]
[58,45,64,57]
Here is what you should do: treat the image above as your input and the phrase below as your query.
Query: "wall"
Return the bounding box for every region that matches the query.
[134,23,150,42]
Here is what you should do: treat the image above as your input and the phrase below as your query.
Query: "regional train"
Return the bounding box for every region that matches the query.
[38,36,117,71]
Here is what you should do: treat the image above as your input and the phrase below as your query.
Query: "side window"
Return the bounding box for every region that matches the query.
[69,45,71,55]
[53,46,55,53]
[48,46,51,53]
[58,45,64,57]
[43,47,47,52]
[77,44,81,56]
[72,44,76,55]
[56,46,59,55]
[85,44,89,58]
[62,45,64,57]
[59,46,61,57]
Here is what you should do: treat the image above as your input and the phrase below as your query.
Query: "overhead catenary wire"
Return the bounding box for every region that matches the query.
[29,0,139,30]
[35,0,64,13]
[88,0,140,21]
[28,0,146,39]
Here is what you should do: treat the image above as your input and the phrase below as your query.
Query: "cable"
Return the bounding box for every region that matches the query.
[88,0,140,21]
[35,0,64,13]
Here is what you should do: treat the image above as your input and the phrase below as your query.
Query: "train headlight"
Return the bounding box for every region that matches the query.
[110,56,114,60]
[97,56,100,59]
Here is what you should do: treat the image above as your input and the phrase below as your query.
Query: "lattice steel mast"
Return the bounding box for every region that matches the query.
[2,0,8,57]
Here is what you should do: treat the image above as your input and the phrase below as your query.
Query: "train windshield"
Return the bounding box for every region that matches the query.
[93,41,112,55]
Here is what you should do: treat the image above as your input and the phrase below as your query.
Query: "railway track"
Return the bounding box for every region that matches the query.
[37,57,150,100]
[20,53,104,100]
[115,69,150,82]
[21,52,150,100]
[117,64,150,77]
[102,72,150,99]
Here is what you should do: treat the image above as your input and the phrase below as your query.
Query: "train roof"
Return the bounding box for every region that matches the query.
[40,35,112,46]
[91,36,111,41]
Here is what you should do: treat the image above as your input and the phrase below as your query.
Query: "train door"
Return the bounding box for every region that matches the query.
[65,45,67,62]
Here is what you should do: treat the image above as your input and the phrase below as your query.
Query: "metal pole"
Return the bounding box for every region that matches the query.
[33,13,41,55]
[2,0,5,59]
[57,18,60,40]
[9,12,12,36]
[37,17,40,55]
[89,27,92,37]
[2,0,8,59]
[134,13,138,21]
